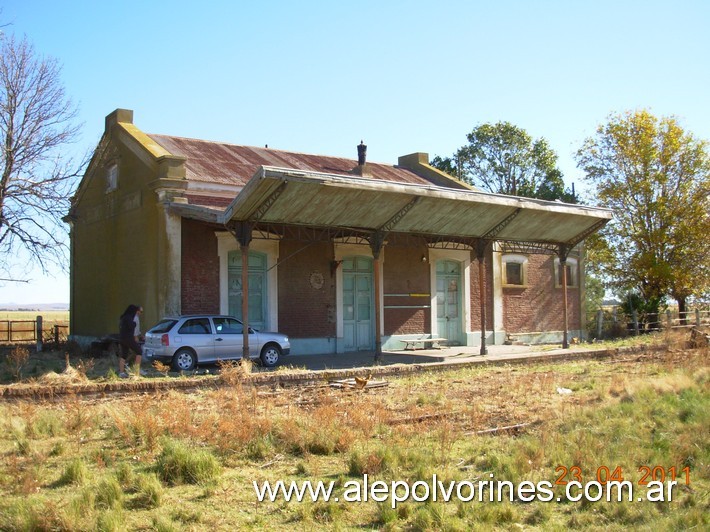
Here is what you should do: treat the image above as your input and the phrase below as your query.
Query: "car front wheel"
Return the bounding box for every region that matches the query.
[260,344,281,367]
[172,348,197,371]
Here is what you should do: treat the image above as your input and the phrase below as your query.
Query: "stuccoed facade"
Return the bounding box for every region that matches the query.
[66,109,610,355]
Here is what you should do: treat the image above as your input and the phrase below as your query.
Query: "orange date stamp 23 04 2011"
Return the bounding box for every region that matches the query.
[555,465,691,486]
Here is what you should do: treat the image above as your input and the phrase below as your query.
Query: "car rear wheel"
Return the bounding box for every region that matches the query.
[260,344,281,367]
[172,348,197,371]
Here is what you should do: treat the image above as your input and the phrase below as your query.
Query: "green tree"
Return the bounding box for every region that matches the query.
[576,110,710,319]
[0,32,83,280]
[433,121,576,201]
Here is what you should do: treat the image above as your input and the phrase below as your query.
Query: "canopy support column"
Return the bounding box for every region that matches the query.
[369,232,385,364]
[559,244,569,349]
[229,222,253,362]
[475,239,490,356]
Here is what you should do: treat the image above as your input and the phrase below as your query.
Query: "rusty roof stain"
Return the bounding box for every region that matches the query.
[148,134,432,187]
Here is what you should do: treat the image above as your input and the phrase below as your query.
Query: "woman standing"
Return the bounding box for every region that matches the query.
[118,304,146,378]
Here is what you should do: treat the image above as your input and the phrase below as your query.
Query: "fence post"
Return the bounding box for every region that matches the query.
[596,309,603,339]
[36,315,43,352]
[632,310,639,335]
[666,310,672,330]
[697,309,701,327]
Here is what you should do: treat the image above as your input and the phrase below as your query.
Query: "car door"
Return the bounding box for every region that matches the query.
[212,317,258,360]
[175,317,215,363]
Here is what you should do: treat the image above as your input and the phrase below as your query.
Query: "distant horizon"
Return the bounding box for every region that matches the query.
[0,303,69,311]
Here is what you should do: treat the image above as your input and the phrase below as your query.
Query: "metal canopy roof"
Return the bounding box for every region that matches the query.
[180,166,612,247]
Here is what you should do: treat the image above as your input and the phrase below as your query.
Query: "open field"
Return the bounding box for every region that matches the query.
[0,336,707,530]
[0,311,69,320]
[0,311,70,345]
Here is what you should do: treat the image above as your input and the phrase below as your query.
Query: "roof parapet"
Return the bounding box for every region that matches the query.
[105,108,134,132]
[398,152,472,190]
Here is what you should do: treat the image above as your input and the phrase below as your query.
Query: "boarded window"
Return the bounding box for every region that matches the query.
[502,254,527,286]
[506,262,523,285]
[106,164,118,192]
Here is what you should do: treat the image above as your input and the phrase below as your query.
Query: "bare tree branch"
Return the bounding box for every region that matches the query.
[0,32,85,278]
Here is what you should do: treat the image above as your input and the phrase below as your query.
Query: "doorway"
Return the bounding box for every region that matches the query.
[342,256,374,351]
[436,259,462,344]
[227,250,267,331]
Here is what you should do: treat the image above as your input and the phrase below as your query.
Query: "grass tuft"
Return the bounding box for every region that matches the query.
[95,506,125,532]
[155,437,221,485]
[57,457,89,486]
[95,475,124,510]
[133,472,164,509]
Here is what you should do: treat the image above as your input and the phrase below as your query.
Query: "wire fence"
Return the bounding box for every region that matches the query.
[587,307,710,340]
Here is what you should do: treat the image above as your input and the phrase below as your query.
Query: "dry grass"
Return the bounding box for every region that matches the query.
[0,344,707,529]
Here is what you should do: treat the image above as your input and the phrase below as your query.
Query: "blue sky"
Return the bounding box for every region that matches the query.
[1,0,709,304]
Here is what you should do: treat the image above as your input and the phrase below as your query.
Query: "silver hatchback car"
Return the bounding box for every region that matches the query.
[142,315,290,371]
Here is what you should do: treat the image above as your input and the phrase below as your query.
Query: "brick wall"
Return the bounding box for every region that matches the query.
[179,220,581,339]
[278,239,335,338]
[503,254,580,332]
[185,194,234,208]
[383,244,430,335]
[181,219,220,314]
[469,252,494,330]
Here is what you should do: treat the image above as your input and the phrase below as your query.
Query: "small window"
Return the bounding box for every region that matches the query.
[178,318,212,335]
[502,254,528,286]
[106,164,118,192]
[554,258,578,288]
[506,263,523,285]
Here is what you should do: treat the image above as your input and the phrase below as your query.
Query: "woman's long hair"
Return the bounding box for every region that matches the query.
[120,304,140,320]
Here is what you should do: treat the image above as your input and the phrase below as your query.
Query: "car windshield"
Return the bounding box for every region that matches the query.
[148,319,178,334]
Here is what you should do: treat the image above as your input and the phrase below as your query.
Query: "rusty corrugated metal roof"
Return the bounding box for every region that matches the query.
[148,134,432,187]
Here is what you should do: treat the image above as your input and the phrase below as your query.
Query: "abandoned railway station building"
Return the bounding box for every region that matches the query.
[66,109,612,358]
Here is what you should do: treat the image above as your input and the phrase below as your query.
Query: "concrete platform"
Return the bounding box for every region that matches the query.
[280,343,591,371]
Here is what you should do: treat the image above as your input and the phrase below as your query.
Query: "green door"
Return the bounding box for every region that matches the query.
[228,250,267,331]
[436,260,462,344]
[342,256,374,351]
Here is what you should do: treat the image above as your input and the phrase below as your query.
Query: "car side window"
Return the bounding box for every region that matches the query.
[178,318,211,335]
[213,317,243,334]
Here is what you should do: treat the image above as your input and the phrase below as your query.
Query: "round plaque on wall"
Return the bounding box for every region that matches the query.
[309,271,324,290]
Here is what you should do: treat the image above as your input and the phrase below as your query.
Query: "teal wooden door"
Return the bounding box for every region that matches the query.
[436,260,462,344]
[227,250,267,331]
[342,256,374,351]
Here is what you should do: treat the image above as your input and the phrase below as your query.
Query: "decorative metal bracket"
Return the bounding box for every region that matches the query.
[369,231,386,259]
[377,197,421,234]
[227,221,254,247]
[482,208,522,239]
[558,243,569,263]
[475,238,490,261]
[565,219,608,248]
[247,181,288,222]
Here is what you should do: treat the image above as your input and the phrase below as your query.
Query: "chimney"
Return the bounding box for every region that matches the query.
[353,140,372,177]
